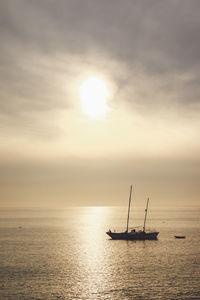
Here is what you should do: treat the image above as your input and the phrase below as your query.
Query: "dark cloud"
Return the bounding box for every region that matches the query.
[1,1,200,65]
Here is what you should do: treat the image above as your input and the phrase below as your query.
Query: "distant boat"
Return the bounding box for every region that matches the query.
[106,185,159,240]
[174,235,186,239]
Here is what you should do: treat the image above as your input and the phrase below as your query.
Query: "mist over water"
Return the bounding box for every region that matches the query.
[0,206,200,299]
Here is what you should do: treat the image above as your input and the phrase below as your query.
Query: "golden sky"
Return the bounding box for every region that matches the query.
[0,0,200,207]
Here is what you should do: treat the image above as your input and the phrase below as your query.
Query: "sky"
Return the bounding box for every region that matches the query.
[0,0,200,207]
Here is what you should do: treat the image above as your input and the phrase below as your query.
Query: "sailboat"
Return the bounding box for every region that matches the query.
[106,185,159,240]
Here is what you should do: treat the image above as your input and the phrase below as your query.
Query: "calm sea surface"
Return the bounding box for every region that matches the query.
[0,206,200,300]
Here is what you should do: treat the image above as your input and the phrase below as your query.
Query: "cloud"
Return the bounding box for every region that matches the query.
[1,0,200,110]
[0,0,200,206]
[0,155,199,206]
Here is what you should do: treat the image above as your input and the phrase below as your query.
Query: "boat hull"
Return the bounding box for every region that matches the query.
[106,231,159,240]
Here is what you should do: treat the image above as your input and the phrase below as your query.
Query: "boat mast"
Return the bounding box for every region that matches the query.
[143,198,149,232]
[126,185,132,233]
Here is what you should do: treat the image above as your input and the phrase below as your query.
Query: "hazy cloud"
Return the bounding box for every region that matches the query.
[0,0,200,206]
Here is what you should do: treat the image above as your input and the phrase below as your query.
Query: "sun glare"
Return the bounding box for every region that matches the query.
[79,77,109,119]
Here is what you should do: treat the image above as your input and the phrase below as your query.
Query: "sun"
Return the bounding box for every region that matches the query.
[79,77,109,119]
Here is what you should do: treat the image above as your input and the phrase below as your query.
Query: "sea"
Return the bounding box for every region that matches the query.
[0,206,200,300]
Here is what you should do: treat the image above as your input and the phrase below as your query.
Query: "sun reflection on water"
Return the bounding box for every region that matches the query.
[73,207,111,296]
